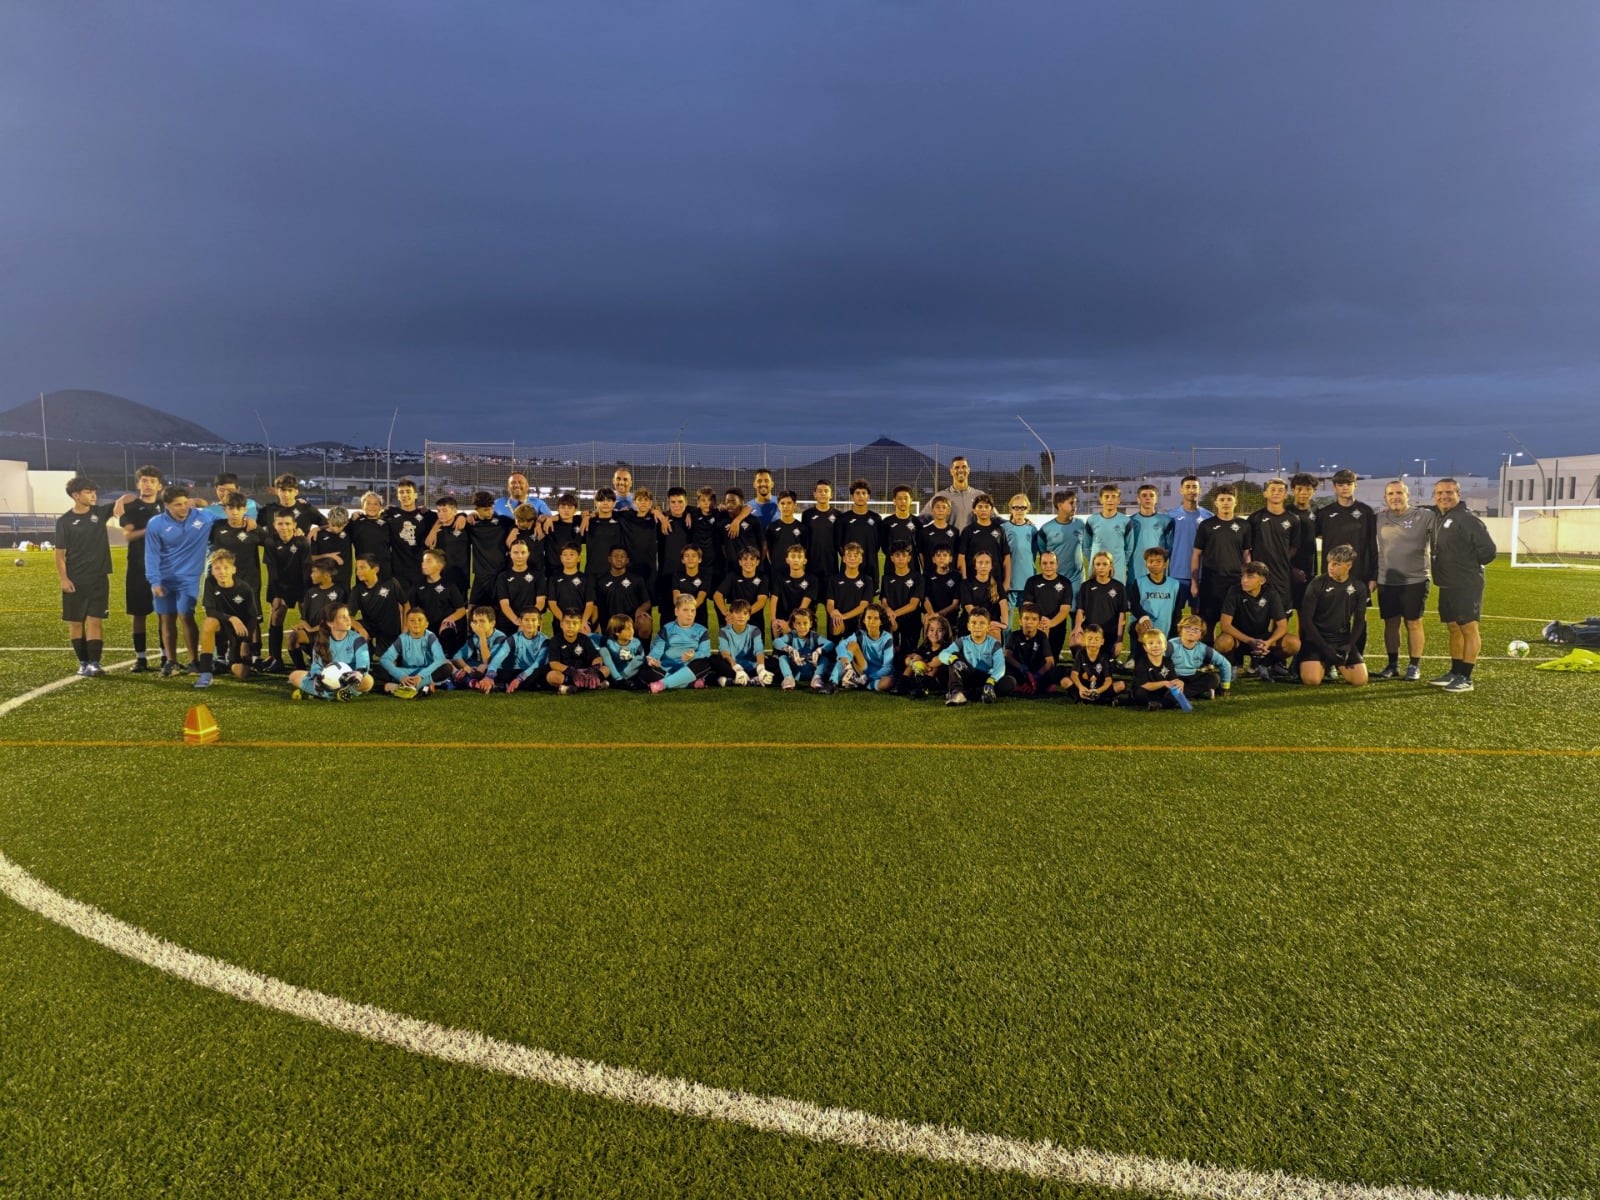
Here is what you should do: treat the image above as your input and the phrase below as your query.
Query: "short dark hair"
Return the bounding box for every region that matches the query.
[472,490,496,508]
[1180,475,1199,486]
[724,487,744,502]
[311,555,340,575]
[1051,490,1077,504]
[1215,483,1237,497]
[396,477,418,490]
[214,472,238,486]
[137,465,164,481]
[1332,469,1358,485]
[850,479,871,494]
[161,484,190,504]
[1290,472,1319,490]
[1242,562,1268,579]
[595,487,617,502]
[65,476,98,495]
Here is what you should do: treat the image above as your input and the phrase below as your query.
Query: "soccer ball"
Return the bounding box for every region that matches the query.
[1507,639,1531,658]
[11,558,22,568]
[39,542,52,551]
[319,662,360,694]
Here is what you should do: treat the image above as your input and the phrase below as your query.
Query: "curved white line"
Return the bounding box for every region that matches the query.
[0,673,1547,1200]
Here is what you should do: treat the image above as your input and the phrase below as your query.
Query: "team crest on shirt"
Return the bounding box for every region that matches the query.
[1229,523,1239,531]
[378,587,390,597]
[1108,588,1118,598]
[1443,519,1453,528]
[1345,584,1357,595]
[1255,598,1266,608]
[1280,519,1292,530]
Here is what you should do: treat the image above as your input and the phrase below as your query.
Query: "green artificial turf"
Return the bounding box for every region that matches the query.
[1,551,1598,1199]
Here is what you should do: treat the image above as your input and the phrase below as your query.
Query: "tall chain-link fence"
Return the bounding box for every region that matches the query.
[422,440,1283,509]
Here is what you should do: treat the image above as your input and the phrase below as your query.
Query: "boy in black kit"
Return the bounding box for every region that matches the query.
[1191,485,1251,638]
[826,542,873,637]
[384,478,436,590]
[546,542,595,631]
[595,546,649,640]
[311,506,354,593]
[765,490,806,567]
[348,492,397,581]
[55,477,133,676]
[837,480,883,586]
[714,546,771,630]
[119,465,164,671]
[547,611,609,693]
[722,488,765,566]
[918,495,959,575]
[691,486,727,583]
[260,511,311,673]
[1297,545,1371,688]
[800,480,840,580]
[465,490,515,606]
[351,554,408,659]
[194,549,261,688]
[286,556,344,671]
[770,543,819,636]
[1004,603,1061,696]
[411,548,469,654]
[209,492,264,623]
[672,544,711,628]
[1072,551,1128,653]
[581,488,627,579]
[258,473,325,538]
[618,488,671,637]
[1069,624,1125,705]
[1021,550,1074,661]
[425,496,472,596]
[878,541,925,662]
[494,540,545,635]
[957,494,1009,582]
[922,544,961,630]
[882,487,921,569]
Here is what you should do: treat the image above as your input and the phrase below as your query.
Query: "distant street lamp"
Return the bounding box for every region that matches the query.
[1413,457,1431,475]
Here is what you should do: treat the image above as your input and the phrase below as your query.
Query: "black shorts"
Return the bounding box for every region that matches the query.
[1378,581,1430,621]
[1198,578,1235,625]
[62,576,110,623]
[1437,582,1484,626]
[125,571,154,616]
[267,585,306,608]
[1295,642,1352,670]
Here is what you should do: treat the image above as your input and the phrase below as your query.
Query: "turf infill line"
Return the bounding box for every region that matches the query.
[1,738,1597,759]
[0,852,1537,1200]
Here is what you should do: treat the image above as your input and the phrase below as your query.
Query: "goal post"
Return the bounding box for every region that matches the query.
[1510,505,1600,569]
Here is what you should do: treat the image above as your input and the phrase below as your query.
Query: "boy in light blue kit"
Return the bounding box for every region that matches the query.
[1084,484,1131,584]
[773,606,832,692]
[1126,484,1174,575]
[450,606,510,693]
[600,612,659,691]
[937,606,1013,705]
[1000,494,1040,625]
[1169,614,1233,699]
[379,608,449,697]
[647,594,715,691]
[833,602,896,692]
[500,608,550,694]
[718,600,772,686]
[1037,490,1088,602]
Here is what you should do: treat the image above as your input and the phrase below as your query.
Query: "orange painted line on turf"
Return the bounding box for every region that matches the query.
[0,738,1597,759]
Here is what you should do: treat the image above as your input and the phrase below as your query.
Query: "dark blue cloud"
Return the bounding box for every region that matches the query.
[2,1,1596,469]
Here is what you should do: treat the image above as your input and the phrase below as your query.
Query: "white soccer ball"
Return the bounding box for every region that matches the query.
[319,662,359,692]
[1507,639,1531,658]
[40,541,53,551]
[12,558,23,568]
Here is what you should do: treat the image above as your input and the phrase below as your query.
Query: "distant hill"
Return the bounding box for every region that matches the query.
[0,390,226,444]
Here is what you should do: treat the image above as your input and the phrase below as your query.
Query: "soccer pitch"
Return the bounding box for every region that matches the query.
[2,555,1597,1199]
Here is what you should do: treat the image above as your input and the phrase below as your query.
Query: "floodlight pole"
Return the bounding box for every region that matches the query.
[255,410,274,486]
[385,408,400,503]
[39,392,49,471]
[1507,431,1547,508]
[1016,415,1055,508]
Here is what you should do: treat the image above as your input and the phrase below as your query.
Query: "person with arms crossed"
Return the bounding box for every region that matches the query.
[119,465,165,672]
[55,477,133,677]
[1428,478,1496,693]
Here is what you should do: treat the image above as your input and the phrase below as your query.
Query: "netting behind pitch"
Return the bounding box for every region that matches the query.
[1510,506,1600,568]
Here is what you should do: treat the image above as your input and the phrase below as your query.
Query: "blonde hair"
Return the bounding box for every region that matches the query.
[1009,493,1030,511]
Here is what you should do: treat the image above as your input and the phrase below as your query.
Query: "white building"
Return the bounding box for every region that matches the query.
[1495,452,1600,517]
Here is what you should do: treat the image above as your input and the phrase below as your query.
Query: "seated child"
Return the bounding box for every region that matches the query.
[1131,628,1188,711]
[1068,623,1125,705]
[772,606,832,692]
[833,602,895,692]
[936,606,1013,705]
[546,611,608,693]
[288,604,374,700]
[1169,614,1234,699]
[646,594,715,692]
[379,608,449,697]
[450,606,510,693]
[194,549,260,688]
[599,612,659,691]
[716,600,771,686]
[894,613,953,698]
[1004,603,1063,696]
[500,608,550,694]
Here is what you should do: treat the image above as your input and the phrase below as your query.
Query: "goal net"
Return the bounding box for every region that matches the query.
[1510,506,1600,569]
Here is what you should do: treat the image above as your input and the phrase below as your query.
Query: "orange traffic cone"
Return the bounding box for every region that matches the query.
[183,703,220,745]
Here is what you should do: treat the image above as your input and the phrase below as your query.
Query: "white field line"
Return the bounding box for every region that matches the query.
[0,672,1554,1200]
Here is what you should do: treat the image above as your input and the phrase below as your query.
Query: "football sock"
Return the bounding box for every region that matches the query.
[133,632,148,658]
[1386,652,1399,669]
[199,653,214,673]
[290,646,308,670]
[71,637,87,664]
[86,639,102,665]
[268,624,284,661]
[1409,656,1420,667]
[1450,658,1464,675]
[1459,661,1475,679]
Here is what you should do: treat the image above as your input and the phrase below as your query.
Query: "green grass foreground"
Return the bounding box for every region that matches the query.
[1,551,1598,1198]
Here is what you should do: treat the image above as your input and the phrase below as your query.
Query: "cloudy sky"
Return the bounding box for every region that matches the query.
[2,1,1596,473]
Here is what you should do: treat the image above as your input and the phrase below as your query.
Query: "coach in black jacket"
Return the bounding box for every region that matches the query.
[1428,478,1498,693]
